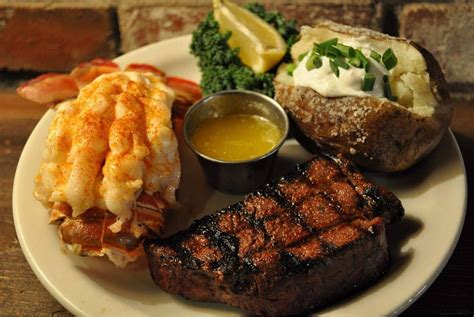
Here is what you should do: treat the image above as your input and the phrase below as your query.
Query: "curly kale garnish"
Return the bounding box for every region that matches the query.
[190,13,240,69]
[190,4,298,97]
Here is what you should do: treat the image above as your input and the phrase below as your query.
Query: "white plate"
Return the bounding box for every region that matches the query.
[13,35,467,316]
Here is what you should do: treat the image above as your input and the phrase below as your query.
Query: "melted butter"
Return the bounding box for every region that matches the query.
[190,114,282,162]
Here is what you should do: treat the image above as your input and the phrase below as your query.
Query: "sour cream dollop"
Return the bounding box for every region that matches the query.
[293,37,389,98]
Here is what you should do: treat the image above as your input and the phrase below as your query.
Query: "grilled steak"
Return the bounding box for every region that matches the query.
[145,152,404,315]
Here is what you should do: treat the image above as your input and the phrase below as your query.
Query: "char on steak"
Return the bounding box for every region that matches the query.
[145,152,404,315]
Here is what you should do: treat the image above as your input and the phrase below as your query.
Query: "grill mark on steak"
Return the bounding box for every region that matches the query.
[145,152,404,315]
[328,153,404,223]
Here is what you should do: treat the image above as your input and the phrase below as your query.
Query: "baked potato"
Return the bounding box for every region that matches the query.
[274,21,452,172]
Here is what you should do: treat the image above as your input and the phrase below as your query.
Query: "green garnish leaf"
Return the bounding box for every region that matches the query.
[335,43,355,58]
[329,59,339,77]
[333,57,350,70]
[382,48,398,70]
[370,50,381,62]
[382,75,398,101]
[287,63,297,75]
[361,73,376,91]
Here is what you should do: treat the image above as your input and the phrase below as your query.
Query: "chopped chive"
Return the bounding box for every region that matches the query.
[314,38,338,56]
[383,75,398,101]
[364,62,371,72]
[306,54,322,70]
[306,56,315,70]
[361,73,376,91]
[355,50,368,64]
[326,46,340,59]
[314,56,322,69]
[329,60,339,77]
[314,43,326,56]
[298,52,309,61]
[287,63,297,76]
[319,38,338,48]
[355,49,370,72]
[333,57,350,70]
[370,50,381,62]
[355,49,369,70]
[348,57,362,68]
[335,43,355,58]
[382,48,398,70]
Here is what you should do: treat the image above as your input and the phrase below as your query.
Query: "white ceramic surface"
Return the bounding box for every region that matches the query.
[13,35,467,316]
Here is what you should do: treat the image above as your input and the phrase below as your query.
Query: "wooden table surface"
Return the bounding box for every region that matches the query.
[0,91,473,315]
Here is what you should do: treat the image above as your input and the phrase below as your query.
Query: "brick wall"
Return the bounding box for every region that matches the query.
[0,1,117,72]
[0,0,472,95]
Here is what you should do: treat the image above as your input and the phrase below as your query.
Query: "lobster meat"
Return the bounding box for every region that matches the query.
[21,59,202,267]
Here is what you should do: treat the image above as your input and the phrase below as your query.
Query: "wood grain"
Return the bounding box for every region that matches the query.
[0,93,71,316]
[0,91,472,315]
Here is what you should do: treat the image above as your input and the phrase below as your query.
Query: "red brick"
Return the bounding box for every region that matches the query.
[399,3,474,85]
[265,0,382,31]
[118,0,211,52]
[0,2,118,72]
[118,0,382,53]
[223,0,382,30]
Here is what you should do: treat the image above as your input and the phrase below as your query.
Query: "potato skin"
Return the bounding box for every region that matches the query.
[274,34,452,172]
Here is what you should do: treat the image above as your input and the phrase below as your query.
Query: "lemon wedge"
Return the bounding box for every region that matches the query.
[213,0,287,73]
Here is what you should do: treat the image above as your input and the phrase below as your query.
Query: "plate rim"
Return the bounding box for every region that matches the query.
[12,34,468,316]
[389,128,467,315]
